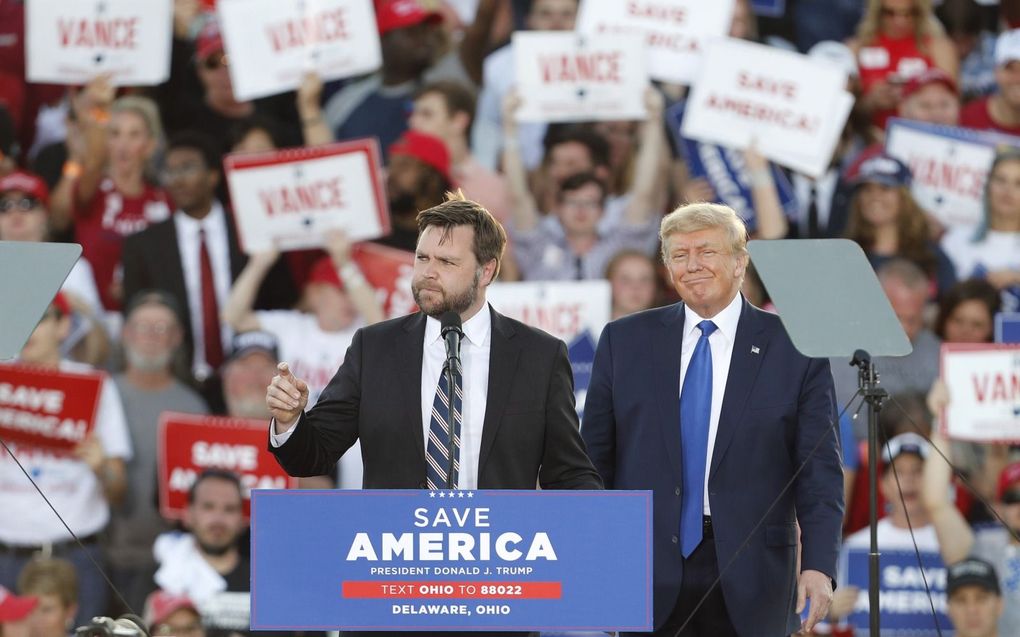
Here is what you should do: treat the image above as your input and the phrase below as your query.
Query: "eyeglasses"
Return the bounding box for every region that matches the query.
[881,5,919,18]
[202,51,228,70]
[0,197,41,213]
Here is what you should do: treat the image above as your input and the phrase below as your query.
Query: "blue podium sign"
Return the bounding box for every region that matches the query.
[251,489,653,632]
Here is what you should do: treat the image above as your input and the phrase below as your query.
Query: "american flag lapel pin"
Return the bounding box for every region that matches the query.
[751,346,760,354]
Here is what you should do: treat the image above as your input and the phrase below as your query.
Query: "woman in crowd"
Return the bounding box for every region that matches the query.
[942,149,1020,313]
[934,277,1001,343]
[844,152,957,297]
[850,0,958,128]
[48,78,172,313]
[605,250,658,320]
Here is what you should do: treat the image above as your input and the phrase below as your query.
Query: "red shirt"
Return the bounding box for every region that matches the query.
[73,177,173,310]
[858,33,934,129]
[959,96,1020,137]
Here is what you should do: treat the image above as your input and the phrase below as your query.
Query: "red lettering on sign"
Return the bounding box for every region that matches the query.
[259,177,346,215]
[265,8,350,52]
[907,157,985,200]
[737,72,798,99]
[972,372,1020,403]
[56,18,139,49]
[706,94,819,133]
[539,52,622,84]
[518,304,582,336]
[625,0,687,24]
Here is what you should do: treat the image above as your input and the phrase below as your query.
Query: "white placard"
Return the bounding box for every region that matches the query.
[885,118,1003,228]
[513,31,648,123]
[487,280,610,344]
[217,0,382,101]
[26,0,172,85]
[224,139,389,254]
[681,38,852,178]
[576,0,734,84]
[941,344,1020,442]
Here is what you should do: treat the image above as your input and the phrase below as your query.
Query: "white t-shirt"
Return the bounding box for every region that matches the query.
[255,310,363,488]
[0,360,132,544]
[941,226,1020,280]
[843,518,940,552]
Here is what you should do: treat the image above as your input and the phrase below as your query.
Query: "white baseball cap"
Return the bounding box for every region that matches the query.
[995,29,1020,66]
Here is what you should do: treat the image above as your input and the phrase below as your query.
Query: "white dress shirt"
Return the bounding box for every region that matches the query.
[679,293,743,515]
[270,306,493,490]
[174,202,233,379]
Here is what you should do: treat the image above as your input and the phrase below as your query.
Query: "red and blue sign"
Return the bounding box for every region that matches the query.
[251,489,653,631]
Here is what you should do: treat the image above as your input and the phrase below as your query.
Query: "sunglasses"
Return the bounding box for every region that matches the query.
[202,51,228,70]
[1001,490,1020,505]
[0,196,41,213]
[881,6,919,18]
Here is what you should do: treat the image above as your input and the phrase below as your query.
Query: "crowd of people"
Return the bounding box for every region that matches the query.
[1,0,1020,635]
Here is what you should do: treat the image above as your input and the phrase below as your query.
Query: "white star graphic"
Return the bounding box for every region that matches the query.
[429,491,436,498]
[467,492,474,498]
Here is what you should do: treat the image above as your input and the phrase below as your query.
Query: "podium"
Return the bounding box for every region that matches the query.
[250,489,653,632]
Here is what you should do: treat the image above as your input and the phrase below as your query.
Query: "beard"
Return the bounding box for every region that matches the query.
[411,268,481,317]
[125,347,173,373]
[196,535,235,557]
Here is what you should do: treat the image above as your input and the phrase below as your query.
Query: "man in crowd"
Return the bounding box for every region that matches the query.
[17,559,78,637]
[107,291,208,615]
[961,28,1020,135]
[583,202,842,636]
[899,67,962,126]
[0,294,130,626]
[946,558,1005,637]
[144,591,206,637]
[502,89,665,281]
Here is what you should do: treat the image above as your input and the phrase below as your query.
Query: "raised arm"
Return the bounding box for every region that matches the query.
[922,432,974,565]
[297,72,334,147]
[500,90,540,233]
[223,248,280,333]
[743,145,788,239]
[623,87,666,225]
[324,230,385,325]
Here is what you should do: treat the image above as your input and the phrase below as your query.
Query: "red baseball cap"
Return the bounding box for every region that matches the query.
[902,68,958,100]
[143,590,199,629]
[998,462,1020,501]
[376,0,441,36]
[50,292,71,317]
[0,170,49,208]
[195,18,224,61]
[389,130,452,183]
[306,256,344,291]
[0,586,37,622]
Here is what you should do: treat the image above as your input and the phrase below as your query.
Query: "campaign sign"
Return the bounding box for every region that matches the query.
[682,38,852,178]
[884,118,1020,228]
[350,242,418,319]
[217,0,381,101]
[486,281,610,415]
[843,548,950,636]
[0,364,103,451]
[666,102,797,233]
[575,0,734,84]
[224,139,389,254]
[940,343,1020,442]
[157,412,298,520]
[25,0,173,85]
[250,490,653,631]
[996,312,1020,344]
[513,31,648,123]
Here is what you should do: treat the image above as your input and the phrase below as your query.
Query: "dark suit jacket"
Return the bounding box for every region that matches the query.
[582,298,844,637]
[121,208,297,362]
[271,307,602,491]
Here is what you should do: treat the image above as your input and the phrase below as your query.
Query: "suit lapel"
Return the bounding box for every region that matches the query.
[478,307,520,475]
[223,207,246,280]
[655,304,686,485]
[161,221,191,333]
[709,299,769,480]
[398,313,427,465]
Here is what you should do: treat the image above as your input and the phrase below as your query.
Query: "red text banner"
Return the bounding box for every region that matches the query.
[158,412,298,520]
[940,343,1020,442]
[0,364,103,451]
[224,139,390,254]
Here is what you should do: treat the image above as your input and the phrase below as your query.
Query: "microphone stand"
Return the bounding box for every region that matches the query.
[445,343,461,491]
[850,349,887,637]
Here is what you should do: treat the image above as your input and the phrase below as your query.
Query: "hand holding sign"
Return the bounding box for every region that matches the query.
[267,362,309,431]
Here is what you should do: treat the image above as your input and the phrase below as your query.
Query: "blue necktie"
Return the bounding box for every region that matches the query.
[680,320,717,557]
[425,362,462,490]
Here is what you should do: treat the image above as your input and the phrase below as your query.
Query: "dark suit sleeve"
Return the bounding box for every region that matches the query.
[581,324,616,488]
[795,356,845,582]
[269,328,363,477]
[537,340,603,490]
[120,233,148,307]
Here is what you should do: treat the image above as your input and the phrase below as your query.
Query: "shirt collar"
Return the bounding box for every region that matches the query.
[684,292,743,343]
[174,200,225,232]
[424,304,492,347]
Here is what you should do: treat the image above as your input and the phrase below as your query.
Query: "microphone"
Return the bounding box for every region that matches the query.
[440,311,463,369]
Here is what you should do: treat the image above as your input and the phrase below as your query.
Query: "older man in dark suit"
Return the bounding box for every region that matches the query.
[583,202,844,637]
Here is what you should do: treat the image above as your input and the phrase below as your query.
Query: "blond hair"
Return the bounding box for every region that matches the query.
[855,0,945,54]
[659,202,748,262]
[18,557,78,608]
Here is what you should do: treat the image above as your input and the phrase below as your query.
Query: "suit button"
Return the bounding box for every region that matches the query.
[675,487,681,496]
[671,535,678,544]
[419,481,428,489]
